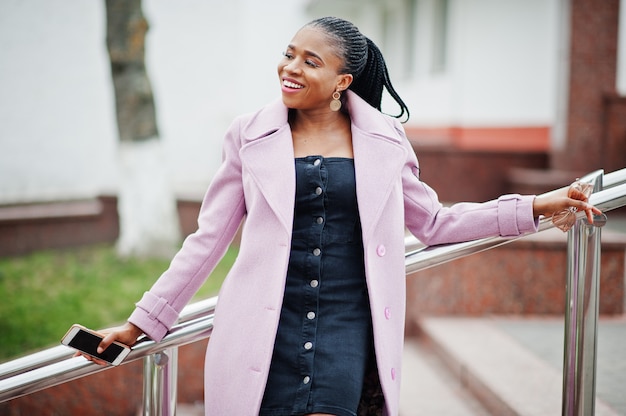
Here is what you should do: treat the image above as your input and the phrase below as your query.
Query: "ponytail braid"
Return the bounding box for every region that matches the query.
[306,17,410,122]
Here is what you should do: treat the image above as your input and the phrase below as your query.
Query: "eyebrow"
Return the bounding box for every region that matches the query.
[287,44,324,64]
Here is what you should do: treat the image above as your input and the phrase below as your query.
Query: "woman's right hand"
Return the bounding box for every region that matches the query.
[74,322,144,366]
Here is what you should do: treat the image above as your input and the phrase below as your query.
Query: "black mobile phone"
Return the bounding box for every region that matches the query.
[61,324,131,366]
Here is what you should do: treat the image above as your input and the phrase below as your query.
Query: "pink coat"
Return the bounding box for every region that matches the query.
[129,91,538,415]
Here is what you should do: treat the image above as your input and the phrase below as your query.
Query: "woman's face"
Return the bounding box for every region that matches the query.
[277,26,352,112]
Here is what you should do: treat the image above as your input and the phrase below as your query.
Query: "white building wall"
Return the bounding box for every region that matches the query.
[306,0,561,128]
[143,0,308,196]
[0,1,117,203]
[0,0,308,204]
[445,0,560,126]
[1,0,620,204]
[393,0,561,127]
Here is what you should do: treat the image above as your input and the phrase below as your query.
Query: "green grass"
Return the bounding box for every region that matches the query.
[0,244,236,362]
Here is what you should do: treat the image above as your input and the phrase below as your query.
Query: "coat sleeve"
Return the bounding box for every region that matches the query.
[397,123,538,246]
[128,117,247,342]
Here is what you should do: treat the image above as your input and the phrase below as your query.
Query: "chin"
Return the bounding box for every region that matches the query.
[281,96,302,110]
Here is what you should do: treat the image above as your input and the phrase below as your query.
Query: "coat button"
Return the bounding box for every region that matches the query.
[376,244,386,257]
[315,187,323,195]
[304,342,313,350]
[313,248,321,256]
[384,307,391,320]
[307,311,316,320]
[310,280,319,288]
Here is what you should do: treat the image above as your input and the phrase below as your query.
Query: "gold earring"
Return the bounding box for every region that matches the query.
[330,91,342,111]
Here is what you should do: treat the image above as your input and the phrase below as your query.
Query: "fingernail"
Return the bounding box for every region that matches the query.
[97,347,103,354]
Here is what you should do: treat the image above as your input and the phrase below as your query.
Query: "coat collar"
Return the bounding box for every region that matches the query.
[240,90,403,144]
[238,90,407,238]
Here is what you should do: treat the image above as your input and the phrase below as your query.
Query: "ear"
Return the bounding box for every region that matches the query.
[336,73,353,92]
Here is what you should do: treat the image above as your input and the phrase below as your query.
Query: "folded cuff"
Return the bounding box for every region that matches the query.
[128,292,179,342]
[497,194,538,236]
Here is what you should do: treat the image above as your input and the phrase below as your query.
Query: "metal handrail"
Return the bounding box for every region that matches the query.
[604,167,626,189]
[0,297,218,382]
[1,167,625,410]
[0,307,217,401]
[406,171,626,274]
[562,170,604,415]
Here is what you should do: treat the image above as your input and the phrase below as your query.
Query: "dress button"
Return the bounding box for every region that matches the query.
[310,280,319,288]
[391,368,396,381]
[315,187,323,195]
[313,159,321,166]
[304,342,313,350]
[303,376,311,384]
[384,307,391,320]
[376,244,386,257]
[307,311,316,320]
[313,248,321,256]
[316,216,324,224]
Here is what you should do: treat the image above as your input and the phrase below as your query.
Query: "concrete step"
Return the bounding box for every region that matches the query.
[175,403,204,416]
[415,317,623,416]
[400,338,490,415]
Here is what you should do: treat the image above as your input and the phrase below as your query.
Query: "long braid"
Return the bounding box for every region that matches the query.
[306,17,410,122]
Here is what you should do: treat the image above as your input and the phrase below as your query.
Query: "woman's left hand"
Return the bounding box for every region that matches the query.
[532,183,602,223]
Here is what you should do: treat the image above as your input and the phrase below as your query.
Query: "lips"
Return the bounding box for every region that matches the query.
[282,79,304,89]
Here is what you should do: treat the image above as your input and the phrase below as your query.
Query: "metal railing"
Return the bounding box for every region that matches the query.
[1,168,626,416]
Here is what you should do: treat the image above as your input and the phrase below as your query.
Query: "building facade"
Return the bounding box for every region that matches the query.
[0,0,623,204]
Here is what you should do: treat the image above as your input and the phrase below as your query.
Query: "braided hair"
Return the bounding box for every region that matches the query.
[306,16,410,122]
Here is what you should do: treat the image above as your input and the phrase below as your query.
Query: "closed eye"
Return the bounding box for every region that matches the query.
[305,59,319,68]
[282,52,319,68]
[283,44,323,68]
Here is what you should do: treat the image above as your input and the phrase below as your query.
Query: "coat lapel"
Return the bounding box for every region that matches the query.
[352,126,407,240]
[239,100,296,234]
[348,92,408,240]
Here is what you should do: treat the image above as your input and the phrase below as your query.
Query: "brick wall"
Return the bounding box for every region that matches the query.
[0,196,119,258]
[410,141,549,202]
[553,0,622,173]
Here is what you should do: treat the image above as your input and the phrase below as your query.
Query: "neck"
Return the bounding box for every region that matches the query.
[289,108,349,133]
[289,107,354,158]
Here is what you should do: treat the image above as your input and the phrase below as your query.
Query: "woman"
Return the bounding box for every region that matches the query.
[87,17,599,416]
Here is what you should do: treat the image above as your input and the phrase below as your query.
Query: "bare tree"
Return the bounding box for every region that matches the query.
[105,0,180,257]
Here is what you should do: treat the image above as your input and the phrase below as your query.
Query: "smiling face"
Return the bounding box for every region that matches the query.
[277,26,353,112]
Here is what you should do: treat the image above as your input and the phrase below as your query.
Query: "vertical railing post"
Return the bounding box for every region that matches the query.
[562,171,606,415]
[142,348,178,416]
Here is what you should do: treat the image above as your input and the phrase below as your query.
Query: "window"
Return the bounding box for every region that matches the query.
[431,0,449,74]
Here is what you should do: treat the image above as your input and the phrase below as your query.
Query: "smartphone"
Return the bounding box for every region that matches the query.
[61,324,131,366]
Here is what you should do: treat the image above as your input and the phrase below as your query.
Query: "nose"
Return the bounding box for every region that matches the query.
[283,59,301,74]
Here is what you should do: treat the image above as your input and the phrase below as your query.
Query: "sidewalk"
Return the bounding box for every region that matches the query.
[402,316,626,416]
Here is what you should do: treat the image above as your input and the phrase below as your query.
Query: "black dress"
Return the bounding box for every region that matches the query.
[259,156,374,416]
